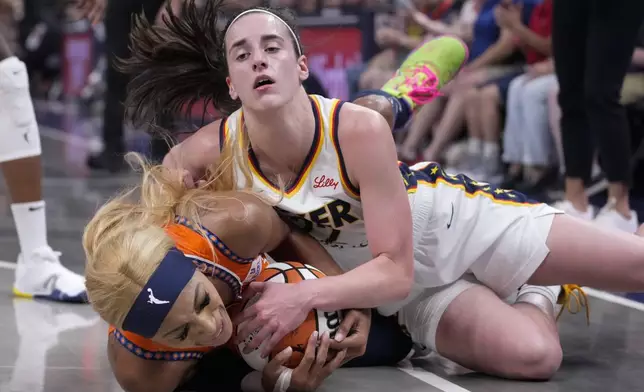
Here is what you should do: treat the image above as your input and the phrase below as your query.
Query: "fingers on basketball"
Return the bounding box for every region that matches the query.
[313,332,331,370]
[333,311,356,343]
[297,331,319,372]
[237,262,342,370]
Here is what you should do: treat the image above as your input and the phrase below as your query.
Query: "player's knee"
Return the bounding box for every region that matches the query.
[463,87,480,105]
[479,85,500,106]
[513,333,562,380]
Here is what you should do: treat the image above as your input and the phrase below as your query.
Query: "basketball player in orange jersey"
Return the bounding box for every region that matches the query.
[0,0,104,303]
[82,154,412,392]
[120,0,644,383]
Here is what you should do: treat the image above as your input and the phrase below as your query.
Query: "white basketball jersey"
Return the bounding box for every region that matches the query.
[222,95,552,315]
[222,95,372,272]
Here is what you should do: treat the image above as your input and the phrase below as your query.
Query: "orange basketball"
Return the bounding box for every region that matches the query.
[235,262,343,371]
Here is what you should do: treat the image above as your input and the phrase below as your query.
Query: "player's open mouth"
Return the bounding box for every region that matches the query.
[254,76,275,90]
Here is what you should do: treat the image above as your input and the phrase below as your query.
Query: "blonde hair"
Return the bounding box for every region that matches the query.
[83,136,261,328]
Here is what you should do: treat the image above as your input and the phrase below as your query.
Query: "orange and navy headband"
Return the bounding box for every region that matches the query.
[121,248,196,338]
[223,9,302,57]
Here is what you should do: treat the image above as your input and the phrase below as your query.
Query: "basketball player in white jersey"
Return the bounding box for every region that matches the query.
[0,0,104,302]
[118,0,644,382]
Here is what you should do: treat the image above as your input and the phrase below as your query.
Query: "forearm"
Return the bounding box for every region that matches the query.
[417,17,469,41]
[414,13,450,35]
[302,254,412,312]
[511,24,551,56]
[399,35,423,51]
[450,23,473,42]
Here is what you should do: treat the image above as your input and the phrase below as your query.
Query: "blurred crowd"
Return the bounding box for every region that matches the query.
[366,0,644,193]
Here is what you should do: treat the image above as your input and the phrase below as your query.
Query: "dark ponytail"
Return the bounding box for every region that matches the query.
[119,0,302,131]
[119,0,236,130]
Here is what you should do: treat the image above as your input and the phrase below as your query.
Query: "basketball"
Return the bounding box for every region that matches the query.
[236,262,343,371]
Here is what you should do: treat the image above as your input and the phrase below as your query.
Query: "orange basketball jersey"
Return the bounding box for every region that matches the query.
[109,216,269,361]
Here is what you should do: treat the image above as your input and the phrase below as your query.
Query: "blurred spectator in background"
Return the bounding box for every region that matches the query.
[398,0,538,164]
[358,0,443,92]
[547,23,644,202]
[271,0,316,14]
[463,0,553,183]
[406,0,477,40]
[0,0,20,54]
[552,0,644,232]
[500,58,557,192]
[301,0,319,14]
[86,0,176,172]
[398,0,478,160]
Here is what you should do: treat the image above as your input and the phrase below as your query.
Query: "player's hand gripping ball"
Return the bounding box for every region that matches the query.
[235,262,343,371]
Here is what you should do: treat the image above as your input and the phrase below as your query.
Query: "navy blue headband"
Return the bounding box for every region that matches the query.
[122,248,197,338]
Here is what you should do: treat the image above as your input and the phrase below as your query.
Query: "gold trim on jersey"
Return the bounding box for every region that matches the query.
[329,100,360,200]
[243,96,325,198]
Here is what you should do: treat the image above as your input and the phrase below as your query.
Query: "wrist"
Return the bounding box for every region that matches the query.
[511,22,526,33]
[298,279,323,310]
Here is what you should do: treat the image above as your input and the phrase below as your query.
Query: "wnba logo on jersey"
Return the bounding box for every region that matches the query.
[243,257,267,285]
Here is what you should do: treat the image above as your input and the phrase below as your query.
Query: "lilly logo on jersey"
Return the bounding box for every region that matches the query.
[313,175,339,190]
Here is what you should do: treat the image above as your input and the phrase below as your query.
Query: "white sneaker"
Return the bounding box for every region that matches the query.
[594,198,639,233]
[13,246,88,303]
[551,200,594,221]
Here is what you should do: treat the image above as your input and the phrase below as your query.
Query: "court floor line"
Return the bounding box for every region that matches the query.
[397,366,471,392]
[0,261,15,270]
[582,287,644,312]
